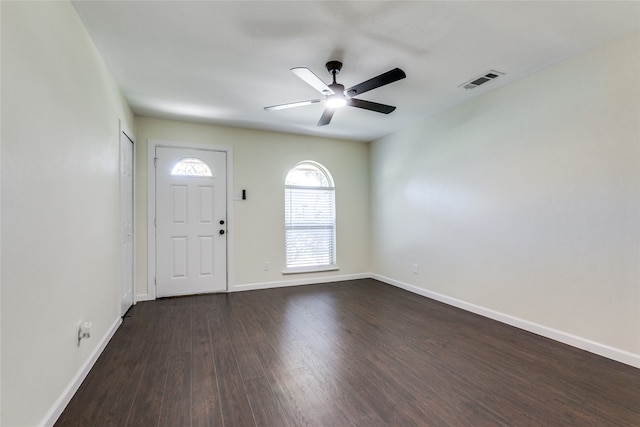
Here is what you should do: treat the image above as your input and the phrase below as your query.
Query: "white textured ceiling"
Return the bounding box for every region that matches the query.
[72,1,640,142]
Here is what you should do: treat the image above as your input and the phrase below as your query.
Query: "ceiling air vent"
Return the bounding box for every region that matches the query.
[460,70,504,90]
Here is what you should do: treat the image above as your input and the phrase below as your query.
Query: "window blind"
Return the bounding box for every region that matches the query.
[285,185,336,269]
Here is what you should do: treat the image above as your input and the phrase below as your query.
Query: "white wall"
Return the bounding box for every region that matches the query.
[1,2,134,426]
[135,117,371,296]
[371,30,640,359]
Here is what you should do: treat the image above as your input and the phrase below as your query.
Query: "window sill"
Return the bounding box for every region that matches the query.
[282,265,339,275]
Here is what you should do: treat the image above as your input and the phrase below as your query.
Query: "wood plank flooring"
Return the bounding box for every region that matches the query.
[55,279,640,426]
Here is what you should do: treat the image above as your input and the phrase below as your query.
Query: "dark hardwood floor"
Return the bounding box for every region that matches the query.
[55,279,640,426]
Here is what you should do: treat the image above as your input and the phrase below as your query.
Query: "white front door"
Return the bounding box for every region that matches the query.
[155,147,227,297]
[120,131,134,316]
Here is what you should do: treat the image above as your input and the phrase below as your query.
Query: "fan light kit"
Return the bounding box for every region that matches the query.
[265,61,406,126]
[326,95,347,109]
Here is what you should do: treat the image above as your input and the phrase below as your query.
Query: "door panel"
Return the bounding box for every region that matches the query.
[156,147,227,297]
[198,186,214,223]
[171,185,188,223]
[171,237,188,278]
[199,236,214,275]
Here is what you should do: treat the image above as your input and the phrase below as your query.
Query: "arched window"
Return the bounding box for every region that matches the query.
[171,158,213,177]
[284,161,336,272]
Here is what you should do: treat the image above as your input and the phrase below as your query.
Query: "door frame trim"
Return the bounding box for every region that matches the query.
[120,119,136,314]
[147,139,234,300]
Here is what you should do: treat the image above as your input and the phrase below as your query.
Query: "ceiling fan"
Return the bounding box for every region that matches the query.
[264,61,406,126]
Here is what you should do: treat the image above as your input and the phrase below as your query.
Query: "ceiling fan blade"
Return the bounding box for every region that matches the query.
[264,99,322,111]
[347,98,396,114]
[345,68,406,97]
[291,67,334,95]
[317,108,335,126]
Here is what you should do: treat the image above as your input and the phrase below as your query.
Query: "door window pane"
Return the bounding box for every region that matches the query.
[171,158,212,177]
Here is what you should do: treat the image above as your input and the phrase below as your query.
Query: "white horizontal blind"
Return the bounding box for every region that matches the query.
[285,185,336,269]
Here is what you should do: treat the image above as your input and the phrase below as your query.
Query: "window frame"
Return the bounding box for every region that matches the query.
[283,161,338,274]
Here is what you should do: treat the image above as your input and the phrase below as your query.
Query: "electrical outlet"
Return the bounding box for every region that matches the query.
[264,261,271,271]
[77,321,92,346]
[412,264,420,275]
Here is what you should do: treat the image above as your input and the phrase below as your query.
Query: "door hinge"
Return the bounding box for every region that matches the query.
[154,157,158,167]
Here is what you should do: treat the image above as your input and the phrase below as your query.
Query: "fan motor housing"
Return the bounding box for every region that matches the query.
[326,61,343,75]
[329,83,345,93]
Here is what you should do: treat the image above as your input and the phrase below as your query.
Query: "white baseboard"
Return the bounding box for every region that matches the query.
[135,292,154,302]
[372,274,640,369]
[231,272,370,292]
[39,317,123,427]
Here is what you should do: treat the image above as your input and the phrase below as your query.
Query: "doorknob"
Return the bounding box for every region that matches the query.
[219,229,225,235]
